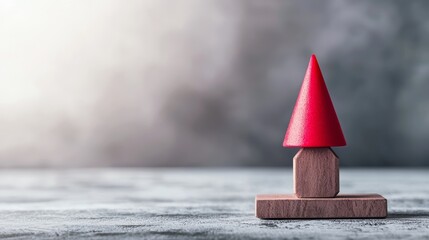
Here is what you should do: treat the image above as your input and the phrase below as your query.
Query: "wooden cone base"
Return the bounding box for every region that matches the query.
[255,148,387,219]
[255,194,387,219]
[294,148,339,198]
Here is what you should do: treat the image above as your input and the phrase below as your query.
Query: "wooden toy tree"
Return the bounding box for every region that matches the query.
[255,54,387,219]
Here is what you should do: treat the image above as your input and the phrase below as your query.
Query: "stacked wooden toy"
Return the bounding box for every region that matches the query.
[255,55,387,219]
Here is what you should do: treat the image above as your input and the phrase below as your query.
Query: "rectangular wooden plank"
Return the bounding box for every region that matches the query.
[255,194,387,219]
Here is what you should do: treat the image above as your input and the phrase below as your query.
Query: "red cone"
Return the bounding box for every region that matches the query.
[283,54,346,147]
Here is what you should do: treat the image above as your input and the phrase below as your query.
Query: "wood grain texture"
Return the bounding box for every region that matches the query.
[293,147,339,198]
[255,194,387,219]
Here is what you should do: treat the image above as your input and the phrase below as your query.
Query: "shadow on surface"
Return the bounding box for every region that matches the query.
[388,212,429,219]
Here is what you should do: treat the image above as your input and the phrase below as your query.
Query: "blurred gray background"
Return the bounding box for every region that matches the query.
[0,0,428,167]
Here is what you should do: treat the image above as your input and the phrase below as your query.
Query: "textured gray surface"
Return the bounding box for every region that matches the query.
[0,168,427,239]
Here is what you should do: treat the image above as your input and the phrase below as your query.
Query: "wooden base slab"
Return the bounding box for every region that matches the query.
[255,194,387,219]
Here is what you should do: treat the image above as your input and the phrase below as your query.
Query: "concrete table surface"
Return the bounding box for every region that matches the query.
[0,168,427,239]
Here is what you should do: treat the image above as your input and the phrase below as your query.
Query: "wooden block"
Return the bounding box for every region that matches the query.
[255,194,387,219]
[294,147,339,198]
